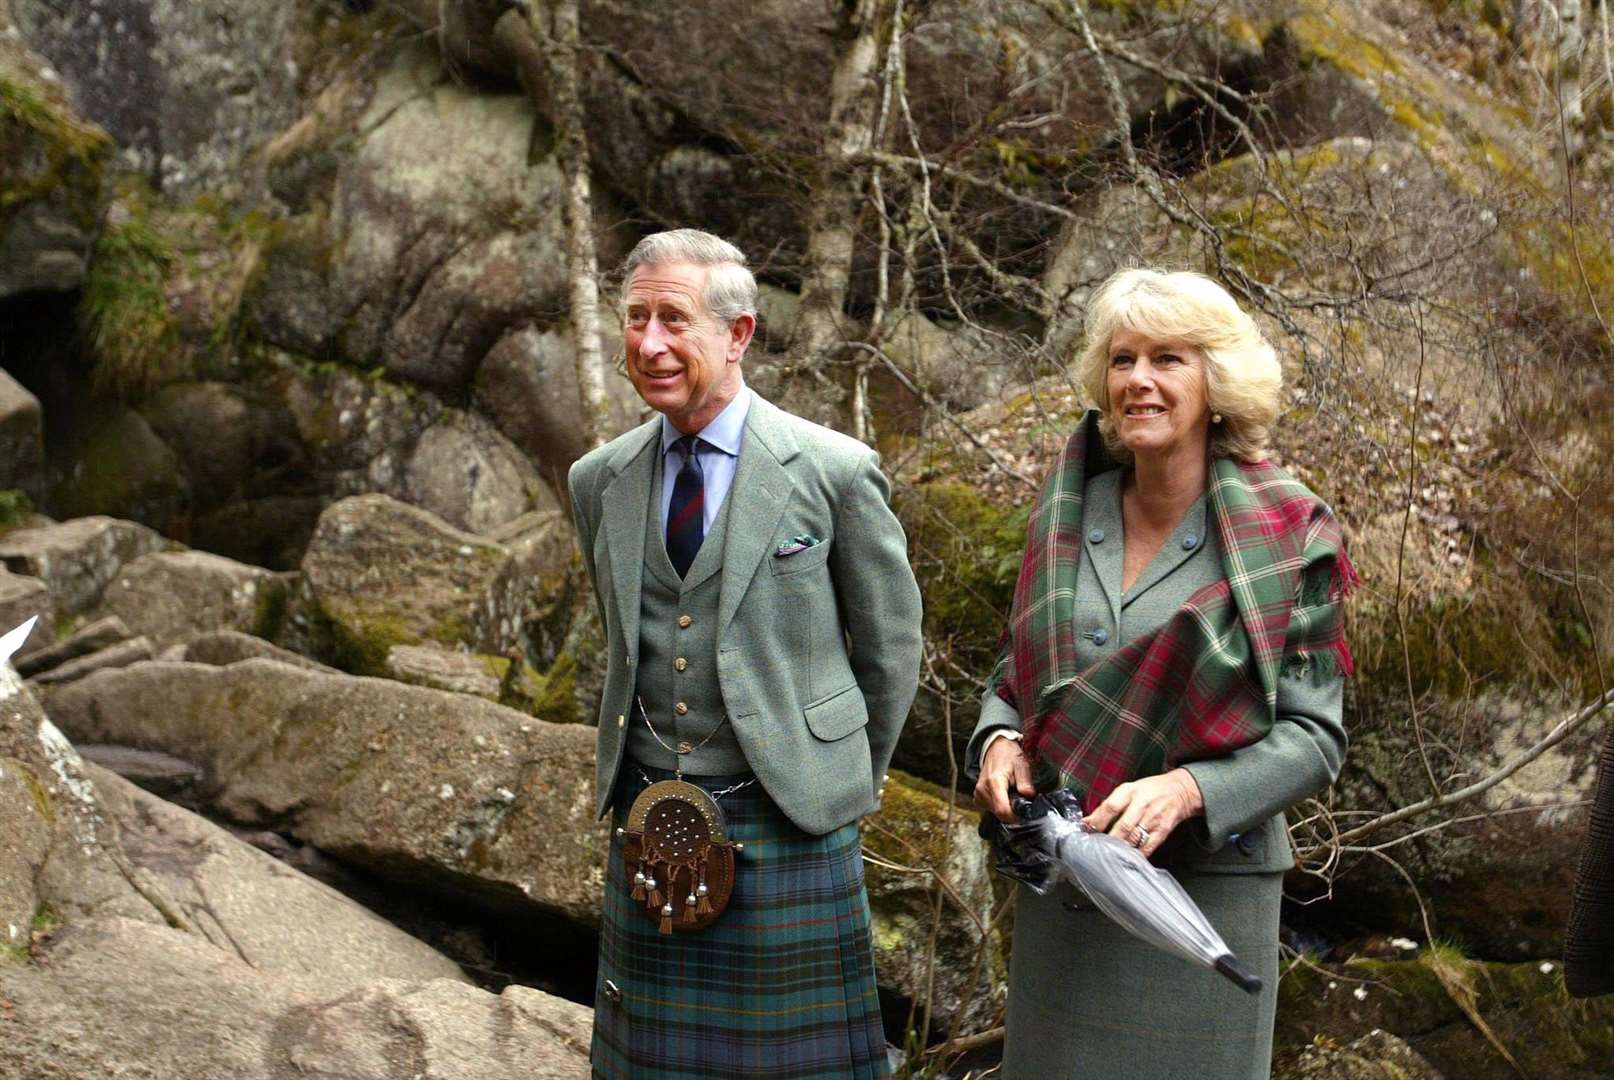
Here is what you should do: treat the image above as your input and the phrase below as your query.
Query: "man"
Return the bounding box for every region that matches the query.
[567,229,922,1079]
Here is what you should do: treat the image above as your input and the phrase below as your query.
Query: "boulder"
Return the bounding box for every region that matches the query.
[1281,1029,1444,1079]
[487,509,584,670]
[10,0,300,198]
[0,569,53,656]
[177,629,337,673]
[93,549,281,649]
[473,323,639,479]
[43,659,609,925]
[300,494,526,673]
[28,636,153,687]
[0,916,592,1079]
[863,770,1006,1036]
[325,46,569,391]
[0,370,44,498]
[404,409,553,535]
[1273,950,1614,1079]
[0,42,109,300]
[138,381,310,508]
[85,760,469,990]
[385,643,503,700]
[0,515,166,615]
[49,408,190,528]
[12,614,129,677]
[272,352,443,494]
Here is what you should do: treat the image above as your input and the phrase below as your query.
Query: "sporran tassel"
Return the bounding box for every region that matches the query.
[659,901,674,935]
[632,864,647,902]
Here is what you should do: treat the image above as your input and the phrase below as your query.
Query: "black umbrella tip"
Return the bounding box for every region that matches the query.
[1214,954,1264,995]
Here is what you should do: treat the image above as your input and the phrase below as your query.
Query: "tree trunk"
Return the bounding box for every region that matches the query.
[791,0,894,371]
[499,2,610,449]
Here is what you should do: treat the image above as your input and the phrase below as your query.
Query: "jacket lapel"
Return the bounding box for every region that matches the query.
[600,422,661,651]
[717,396,798,637]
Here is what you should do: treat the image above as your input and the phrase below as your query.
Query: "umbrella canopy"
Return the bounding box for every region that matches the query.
[980,791,1262,994]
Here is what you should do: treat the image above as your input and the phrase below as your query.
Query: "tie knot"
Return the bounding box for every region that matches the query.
[673,435,702,461]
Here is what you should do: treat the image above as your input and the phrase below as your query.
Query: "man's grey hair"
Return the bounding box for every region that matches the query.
[622,228,759,324]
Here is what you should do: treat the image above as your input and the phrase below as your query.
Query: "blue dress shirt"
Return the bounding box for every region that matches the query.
[657,386,752,534]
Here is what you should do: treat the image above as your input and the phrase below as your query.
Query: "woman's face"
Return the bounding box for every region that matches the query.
[1105,327,1212,460]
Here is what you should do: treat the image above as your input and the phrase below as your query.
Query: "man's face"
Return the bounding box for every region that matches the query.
[623,261,754,434]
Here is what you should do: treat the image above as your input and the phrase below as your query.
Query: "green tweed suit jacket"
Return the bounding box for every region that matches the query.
[567,393,923,836]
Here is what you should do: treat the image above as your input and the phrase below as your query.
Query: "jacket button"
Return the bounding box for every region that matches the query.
[1182,534,1199,550]
[1088,528,1105,543]
[1091,628,1109,645]
[674,657,688,671]
[674,702,689,715]
[678,615,693,628]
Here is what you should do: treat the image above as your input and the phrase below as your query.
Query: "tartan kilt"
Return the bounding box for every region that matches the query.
[592,765,889,1080]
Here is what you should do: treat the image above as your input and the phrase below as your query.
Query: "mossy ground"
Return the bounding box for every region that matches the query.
[1275,949,1614,1077]
[0,489,33,530]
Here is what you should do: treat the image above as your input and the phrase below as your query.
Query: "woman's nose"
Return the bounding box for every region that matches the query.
[1126,359,1155,388]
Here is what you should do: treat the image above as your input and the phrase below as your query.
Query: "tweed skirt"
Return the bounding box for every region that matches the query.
[591,765,889,1080]
[1001,867,1283,1080]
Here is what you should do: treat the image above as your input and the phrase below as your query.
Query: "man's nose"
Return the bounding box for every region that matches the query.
[638,319,671,357]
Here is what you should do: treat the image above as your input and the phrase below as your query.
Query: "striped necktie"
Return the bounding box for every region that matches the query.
[666,435,705,578]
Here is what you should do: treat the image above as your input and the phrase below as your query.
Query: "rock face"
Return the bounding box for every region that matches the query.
[0,570,54,656]
[3,645,590,1080]
[404,410,554,535]
[300,494,527,672]
[0,371,45,499]
[93,550,281,649]
[863,770,1006,1036]
[321,46,570,391]
[10,0,300,197]
[0,916,591,1080]
[473,324,641,479]
[43,658,609,925]
[0,516,166,616]
[0,37,109,301]
[1273,950,1614,1079]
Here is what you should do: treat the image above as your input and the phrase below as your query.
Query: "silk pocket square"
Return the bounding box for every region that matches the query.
[774,535,822,557]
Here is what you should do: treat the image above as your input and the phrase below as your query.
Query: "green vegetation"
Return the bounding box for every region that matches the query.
[0,73,108,230]
[894,481,1029,681]
[79,201,182,401]
[0,489,33,530]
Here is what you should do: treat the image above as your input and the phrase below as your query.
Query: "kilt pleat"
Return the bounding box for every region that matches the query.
[592,766,889,1080]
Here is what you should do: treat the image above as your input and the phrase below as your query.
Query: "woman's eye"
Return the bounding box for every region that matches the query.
[1111,354,1134,366]
[1158,353,1182,365]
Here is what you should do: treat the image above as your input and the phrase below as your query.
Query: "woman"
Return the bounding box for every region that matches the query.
[971,268,1355,1078]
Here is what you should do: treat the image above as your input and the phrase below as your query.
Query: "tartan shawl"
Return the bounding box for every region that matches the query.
[998,411,1357,812]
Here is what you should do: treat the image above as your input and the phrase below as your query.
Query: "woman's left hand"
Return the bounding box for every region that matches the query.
[1083,768,1205,859]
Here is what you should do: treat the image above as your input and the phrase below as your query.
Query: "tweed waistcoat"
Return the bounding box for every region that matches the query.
[627,463,748,774]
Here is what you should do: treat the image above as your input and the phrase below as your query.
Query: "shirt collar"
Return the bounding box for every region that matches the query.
[659,385,752,458]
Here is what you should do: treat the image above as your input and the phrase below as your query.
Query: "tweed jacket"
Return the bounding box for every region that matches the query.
[1566,715,1614,997]
[567,393,923,836]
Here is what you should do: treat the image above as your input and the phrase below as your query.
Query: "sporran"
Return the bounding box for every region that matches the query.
[622,779,738,933]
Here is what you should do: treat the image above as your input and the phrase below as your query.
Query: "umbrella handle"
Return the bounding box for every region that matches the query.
[1214,955,1263,995]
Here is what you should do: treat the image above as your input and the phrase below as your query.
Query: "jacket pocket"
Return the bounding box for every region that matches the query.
[769,538,833,576]
[804,684,869,741]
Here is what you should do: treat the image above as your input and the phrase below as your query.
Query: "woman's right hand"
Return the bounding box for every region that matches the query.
[974,735,1036,822]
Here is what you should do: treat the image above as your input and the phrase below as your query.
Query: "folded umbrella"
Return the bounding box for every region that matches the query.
[979,790,1263,994]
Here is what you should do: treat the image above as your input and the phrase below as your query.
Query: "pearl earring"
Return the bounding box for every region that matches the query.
[1212,413,1223,424]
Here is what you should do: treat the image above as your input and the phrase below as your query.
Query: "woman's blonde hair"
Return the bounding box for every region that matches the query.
[1074,268,1281,463]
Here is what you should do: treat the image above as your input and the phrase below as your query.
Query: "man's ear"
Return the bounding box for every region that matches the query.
[726,312,757,362]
